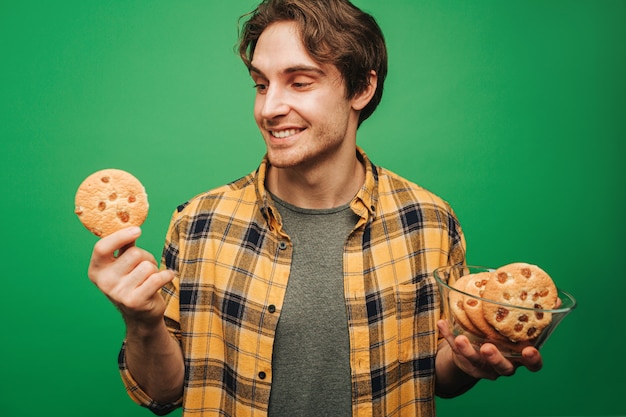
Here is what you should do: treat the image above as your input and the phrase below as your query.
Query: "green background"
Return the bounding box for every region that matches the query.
[1,1,624,416]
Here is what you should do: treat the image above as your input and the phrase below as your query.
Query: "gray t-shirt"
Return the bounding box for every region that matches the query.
[268,196,359,416]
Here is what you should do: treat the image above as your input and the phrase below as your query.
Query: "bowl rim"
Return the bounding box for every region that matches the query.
[433,264,577,314]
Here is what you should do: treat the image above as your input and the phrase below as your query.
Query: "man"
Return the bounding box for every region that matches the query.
[88,0,543,415]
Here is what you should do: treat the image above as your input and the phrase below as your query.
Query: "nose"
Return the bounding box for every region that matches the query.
[259,84,290,120]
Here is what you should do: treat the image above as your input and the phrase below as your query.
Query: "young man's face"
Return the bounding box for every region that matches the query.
[249,21,362,170]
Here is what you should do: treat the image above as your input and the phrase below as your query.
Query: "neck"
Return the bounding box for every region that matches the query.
[266,147,365,209]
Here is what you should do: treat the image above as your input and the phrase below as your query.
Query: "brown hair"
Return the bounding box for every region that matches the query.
[238,0,388,126]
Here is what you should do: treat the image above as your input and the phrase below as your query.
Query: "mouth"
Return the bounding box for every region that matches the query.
[269,128,304,139]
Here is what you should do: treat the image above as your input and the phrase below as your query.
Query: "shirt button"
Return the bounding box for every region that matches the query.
[268,305,276,313]
[278,241,288,250]
[258,371,267,380]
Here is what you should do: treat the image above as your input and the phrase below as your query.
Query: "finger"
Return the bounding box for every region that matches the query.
[438,320,480,360]
[520,347,543,372]
[437,320,456,345]
[107,264,169,309]
[453,334,480,359]
[93,247,157,293]
[438,321,476,362]
[91,227,142,267]
[117,269,175,315]
[117,241,136,257]
[134,269,176,301]
[91,248,156,296]
[123,259,160,289]
[480,343,516,376]
[116,246,158,272]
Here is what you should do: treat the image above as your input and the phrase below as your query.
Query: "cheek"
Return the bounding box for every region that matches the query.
[253,96,264,124]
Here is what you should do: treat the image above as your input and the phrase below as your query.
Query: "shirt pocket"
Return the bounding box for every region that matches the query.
[396,279,439,363]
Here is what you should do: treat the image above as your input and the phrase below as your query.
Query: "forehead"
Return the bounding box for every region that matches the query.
[250,21,330,76]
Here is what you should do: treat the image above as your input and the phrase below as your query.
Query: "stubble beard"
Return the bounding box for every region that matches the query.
[265,126,346,171]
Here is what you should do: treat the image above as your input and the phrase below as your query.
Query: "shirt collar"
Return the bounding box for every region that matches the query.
[352,146,378,221]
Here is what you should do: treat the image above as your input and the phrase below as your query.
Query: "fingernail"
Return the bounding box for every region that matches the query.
[128,226,141,236]
[524,349,537,360]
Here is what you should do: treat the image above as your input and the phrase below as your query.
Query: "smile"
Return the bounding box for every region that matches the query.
[270,128,303,139]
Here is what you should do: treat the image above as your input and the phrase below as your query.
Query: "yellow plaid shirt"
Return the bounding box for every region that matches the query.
[119,147,466,416]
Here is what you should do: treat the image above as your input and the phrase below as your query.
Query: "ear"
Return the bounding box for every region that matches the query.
[351,70,378,111]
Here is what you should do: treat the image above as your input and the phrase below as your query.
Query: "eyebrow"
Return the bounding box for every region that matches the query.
[249,64,326,78]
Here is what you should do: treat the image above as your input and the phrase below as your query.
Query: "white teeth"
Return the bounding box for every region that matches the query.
[271,129,300,139]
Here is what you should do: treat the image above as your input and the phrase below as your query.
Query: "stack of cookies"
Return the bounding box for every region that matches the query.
[449,263,558,343]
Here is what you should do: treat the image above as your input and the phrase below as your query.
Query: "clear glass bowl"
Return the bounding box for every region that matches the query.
[434,265,576,357]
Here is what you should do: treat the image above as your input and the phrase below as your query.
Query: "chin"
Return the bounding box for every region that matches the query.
[266,148,306,169]
[266,155,297,169]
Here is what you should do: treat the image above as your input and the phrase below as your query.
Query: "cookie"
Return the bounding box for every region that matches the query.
[74,169,149,237]
[481,262,558,342]
[449,274,484,336]
[462,272,511,344]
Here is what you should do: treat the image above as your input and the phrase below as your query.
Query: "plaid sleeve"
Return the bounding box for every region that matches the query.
[446,203,466,268]
[118,341,183,416]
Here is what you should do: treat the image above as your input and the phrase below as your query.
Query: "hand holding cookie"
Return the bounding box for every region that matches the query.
[435,263,576,357]
[75,169,149,237]
[77,169,178,336]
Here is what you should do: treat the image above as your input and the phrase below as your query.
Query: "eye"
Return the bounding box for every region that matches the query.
[253,83,268,93]
[292,81,312,90]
